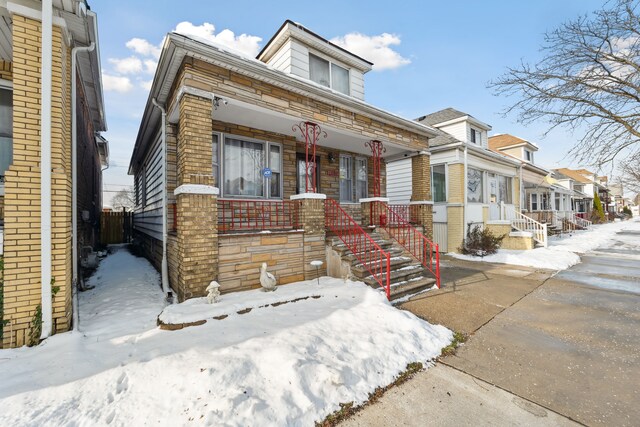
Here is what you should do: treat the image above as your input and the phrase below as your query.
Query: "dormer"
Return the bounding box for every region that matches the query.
[257,20,373,100]
[416,108,491,148]
[488,134,539,163]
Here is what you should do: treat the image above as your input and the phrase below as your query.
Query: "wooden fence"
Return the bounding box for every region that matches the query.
[101,211,133,244]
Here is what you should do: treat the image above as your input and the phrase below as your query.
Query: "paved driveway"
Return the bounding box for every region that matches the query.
[446,228,640,426]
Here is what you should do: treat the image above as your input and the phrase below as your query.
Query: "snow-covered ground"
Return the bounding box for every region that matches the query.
[0,246,452,426]
[450,218,640,270]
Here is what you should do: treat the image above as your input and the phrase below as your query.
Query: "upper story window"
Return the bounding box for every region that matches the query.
[0,85,13,188]
[470,128,481,145]
[524,149,533,162]
[309,53,350,95]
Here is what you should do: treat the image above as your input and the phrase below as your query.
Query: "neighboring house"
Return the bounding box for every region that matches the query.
[1,1,108,348]
[608,183,624,213]
[387,108,527,252]
[555,168,610,218]
[129,20,439,302]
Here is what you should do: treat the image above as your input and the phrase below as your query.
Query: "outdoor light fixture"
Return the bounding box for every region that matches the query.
[328,152,336,163]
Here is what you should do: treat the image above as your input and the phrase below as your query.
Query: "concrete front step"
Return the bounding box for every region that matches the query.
[342,247,406,265]
[361,263,427,287]
[367,275,436,301]
[351,256,414,278]
[331,239,394,255]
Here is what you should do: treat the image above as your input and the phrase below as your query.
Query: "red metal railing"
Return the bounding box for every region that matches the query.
[371,201,441,288]
[217,199,301,233]
[575,212,589,220]
[386,204,423,225]
[325,198,392,299]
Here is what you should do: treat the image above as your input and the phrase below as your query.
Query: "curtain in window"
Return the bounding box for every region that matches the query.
[355,157,367,200]
[340,155,353,202]
[297,156,320,194]
[498,175,512,204]
[432,165,446,202]
[269,145,281,198]
[309,54,330,87]
[331,63,349,95]
[224,138,264,197]
[467,168,483,203]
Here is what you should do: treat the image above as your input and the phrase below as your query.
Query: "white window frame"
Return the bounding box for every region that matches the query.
[0,79,13,196]
[467,167,484,203]
[431,164,447,203]
[355,156,368,201]
[470,128,481,145]
[212,132,221,188]
[308,52,350,96]
[339,154,354,203]
[219,133,283,200]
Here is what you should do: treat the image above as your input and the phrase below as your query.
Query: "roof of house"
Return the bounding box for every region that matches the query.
[416,108,468,126]
[429,127,461,147]
[488,134,537,150]
[554,168,592,184]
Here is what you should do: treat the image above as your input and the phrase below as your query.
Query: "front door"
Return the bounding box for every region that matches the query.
[489,174,499,220]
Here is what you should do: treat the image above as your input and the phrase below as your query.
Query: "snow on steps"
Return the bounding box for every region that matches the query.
[328,232,436,301]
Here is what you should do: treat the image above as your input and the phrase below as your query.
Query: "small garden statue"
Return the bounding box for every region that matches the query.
[260,262,277,291]
[206,281,221,304]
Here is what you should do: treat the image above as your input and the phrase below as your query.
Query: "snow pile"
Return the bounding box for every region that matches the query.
[450,218,640,271]
[0,246,452,426]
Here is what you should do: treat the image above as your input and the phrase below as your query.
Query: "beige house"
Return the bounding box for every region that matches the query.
[1,0,108,348]
[388,109,537,252]
[129,21,441,302]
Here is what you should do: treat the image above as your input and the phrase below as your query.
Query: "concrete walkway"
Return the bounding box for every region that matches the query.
[341,226,640,426]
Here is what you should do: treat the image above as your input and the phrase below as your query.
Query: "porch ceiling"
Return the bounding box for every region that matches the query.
[171,95,415,158]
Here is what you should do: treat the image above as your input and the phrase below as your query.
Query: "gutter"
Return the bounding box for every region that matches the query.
[40,0,53,340]
[71,40,96,332]
[151,98,171,299]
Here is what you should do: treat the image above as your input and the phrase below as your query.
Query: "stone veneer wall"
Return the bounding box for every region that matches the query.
[2,17,73,348]
[218,232,305,293]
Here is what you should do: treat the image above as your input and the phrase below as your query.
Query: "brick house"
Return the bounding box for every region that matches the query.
[129,21,441,302]
[1,1,108,348]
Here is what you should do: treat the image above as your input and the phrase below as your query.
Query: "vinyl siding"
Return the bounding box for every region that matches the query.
[386,158,412,203]
[134,131,164,240]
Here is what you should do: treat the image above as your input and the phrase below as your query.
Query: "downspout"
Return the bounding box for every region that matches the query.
[463,145,468,243]
[40,0,53,340]
[151,98,171,298]
[71,41,95,332]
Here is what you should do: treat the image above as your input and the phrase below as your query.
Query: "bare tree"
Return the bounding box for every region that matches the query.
[617,151,640,193]
[111,187,135,211]
[491,0,640,166]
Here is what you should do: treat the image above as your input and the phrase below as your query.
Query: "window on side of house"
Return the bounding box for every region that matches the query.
[212,132,220,187]
[296,154,321,194]
[339,155,354,202]
[0,85,13,186]
[432,164,446,202]
[467,168,484,203]
[470,128,481,145]
[524,149,533,162]
[531,193,538,211]
[309,53,350,95]
[355,157,368,200]
[498,175,512,204]
[222,135,282,199]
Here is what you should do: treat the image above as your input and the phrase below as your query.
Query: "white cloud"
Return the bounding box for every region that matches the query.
[173,21,262,57]
[125,38,162,59]
[330,32,411,71]
[140,80,153,91]
[108,56,143,74]
[144,59,157,74]
[102,73,134,93]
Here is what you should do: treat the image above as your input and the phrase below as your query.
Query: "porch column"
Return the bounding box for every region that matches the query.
[360,197,389,228]
[291,193,327,280]
[174,93,218,301]
[410,153,434,239]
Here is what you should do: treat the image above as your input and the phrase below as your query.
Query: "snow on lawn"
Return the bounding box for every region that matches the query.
[0,246,452,426]
[450,218,640,271]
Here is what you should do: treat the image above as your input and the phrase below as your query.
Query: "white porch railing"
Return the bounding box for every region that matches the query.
[502,203,548,248]
[570,212,592,230]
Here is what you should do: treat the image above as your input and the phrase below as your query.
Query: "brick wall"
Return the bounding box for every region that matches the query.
[2,17,73,347]
[447,206,464,253]
[218,232,305,293]
[448,163,465,204]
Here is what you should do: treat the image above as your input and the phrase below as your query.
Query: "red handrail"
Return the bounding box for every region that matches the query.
[325,198,392,299]
[371,202,441,288]
[217,199,301,233]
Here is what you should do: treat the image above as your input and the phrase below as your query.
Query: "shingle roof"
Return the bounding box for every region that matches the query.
[488,134,530,150]
[554,168,592,184]
[429,127,461,147]
[416,108,468,126]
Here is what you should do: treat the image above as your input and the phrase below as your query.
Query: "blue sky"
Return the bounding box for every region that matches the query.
[91,0,607,203]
